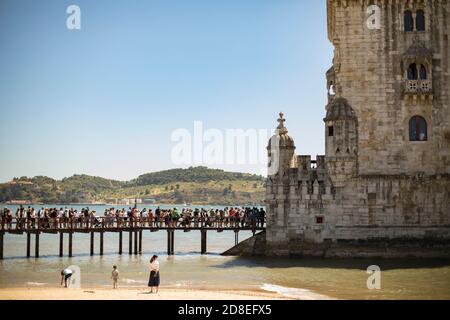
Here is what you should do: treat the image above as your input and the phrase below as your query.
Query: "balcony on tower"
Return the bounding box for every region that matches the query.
[402,42,433,100]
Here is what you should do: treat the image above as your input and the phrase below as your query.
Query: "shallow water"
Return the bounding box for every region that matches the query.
[1,205,449,300]
[1,231,449,299]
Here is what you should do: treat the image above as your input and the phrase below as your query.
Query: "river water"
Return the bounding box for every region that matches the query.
[1,204,449,299]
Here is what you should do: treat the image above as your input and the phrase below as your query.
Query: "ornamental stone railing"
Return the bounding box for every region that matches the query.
[405,79,432,94]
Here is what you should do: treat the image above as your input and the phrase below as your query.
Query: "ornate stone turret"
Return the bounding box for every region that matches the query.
[267,112,297,179]
[324,97,358,186]
[265,113,298,254]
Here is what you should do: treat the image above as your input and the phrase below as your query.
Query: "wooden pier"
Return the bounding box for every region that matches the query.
[0,218,265,259]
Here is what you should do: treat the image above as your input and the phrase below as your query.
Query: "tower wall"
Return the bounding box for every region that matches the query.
[327,0,450,176]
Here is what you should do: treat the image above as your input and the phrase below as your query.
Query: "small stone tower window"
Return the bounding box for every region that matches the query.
[409,116,428,141]
[404,10,414,32]
[407,63,418,80]
[328,126,334,137]
[419,64,427,80]
[416,10,425,31]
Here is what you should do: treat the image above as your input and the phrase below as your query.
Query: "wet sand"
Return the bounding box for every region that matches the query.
[0,287,290,300]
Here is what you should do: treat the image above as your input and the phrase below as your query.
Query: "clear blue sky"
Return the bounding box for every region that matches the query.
[0,0,333,182]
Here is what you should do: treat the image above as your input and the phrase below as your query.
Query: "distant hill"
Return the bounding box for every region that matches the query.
[0,167,265,206]
[133,166,263,185]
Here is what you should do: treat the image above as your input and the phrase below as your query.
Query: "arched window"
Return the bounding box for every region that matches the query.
[419,64,427,80]
[409,116,428,141]
[407,63,418,80]
[416,10,425,31]
[404,10,414,31]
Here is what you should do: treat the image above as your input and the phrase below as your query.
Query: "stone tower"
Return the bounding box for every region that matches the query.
[260,0,450,258]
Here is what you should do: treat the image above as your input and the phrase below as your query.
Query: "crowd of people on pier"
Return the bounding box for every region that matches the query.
[0,205,266,230]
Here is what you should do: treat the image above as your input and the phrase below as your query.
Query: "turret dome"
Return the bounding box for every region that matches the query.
[324,97,356,121]
[267,112,295,149]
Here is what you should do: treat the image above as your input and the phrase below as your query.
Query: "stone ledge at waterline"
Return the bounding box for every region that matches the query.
[222,232,450,258]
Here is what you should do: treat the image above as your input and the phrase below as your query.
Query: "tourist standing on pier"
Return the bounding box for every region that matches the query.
[155,207,161,227]
[224,207,229,227]
[140,208,147,227]
[172,208,179,226]
[148,255,160,293]
[164,211,170,227]
[6,208,13,230]
[258,208,266,227]
[148,209,154,226]
[0,208,5,229]
[193,208,199,227]
[15,207,23,230]
[126,207,132,226]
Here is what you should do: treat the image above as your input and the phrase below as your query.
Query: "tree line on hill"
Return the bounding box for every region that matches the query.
[0,167,265,205]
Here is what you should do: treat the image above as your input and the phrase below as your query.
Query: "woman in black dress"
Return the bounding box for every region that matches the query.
[148,255,160,293]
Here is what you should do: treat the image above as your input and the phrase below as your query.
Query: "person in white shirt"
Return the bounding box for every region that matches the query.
[148,255,160,293]
[60,268,73,288]
[140,209,148,227]
[30,208,36,228]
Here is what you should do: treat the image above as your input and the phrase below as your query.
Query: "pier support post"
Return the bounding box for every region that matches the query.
[134,231,138,255]
[119,231,122,255]
[90,232,94,256]
[35,233,40,258]
[68,232,73,258]
[59,233,63,257]
[234,230,239,246]
[100,232,104,256]
[138,230,142,254]
[201,230,207,254]
[167,230,171,256]
[27,233,31,258]
[128,231,132,255]
[0,232,3,260]
[170,230,175,255]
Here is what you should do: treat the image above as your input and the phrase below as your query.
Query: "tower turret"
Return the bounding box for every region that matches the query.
[324,97,358,186]
[267,112,297,179]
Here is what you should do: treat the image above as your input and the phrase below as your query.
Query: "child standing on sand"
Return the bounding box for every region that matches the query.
[111,265,119,289]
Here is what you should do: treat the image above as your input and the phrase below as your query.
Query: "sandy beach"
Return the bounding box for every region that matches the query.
[0,287,290,300]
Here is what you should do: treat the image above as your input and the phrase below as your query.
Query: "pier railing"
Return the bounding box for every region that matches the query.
[0,215,266,232]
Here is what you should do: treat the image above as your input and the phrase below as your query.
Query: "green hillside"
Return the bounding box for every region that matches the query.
[133,166,262,185]
[0,167,265,205]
